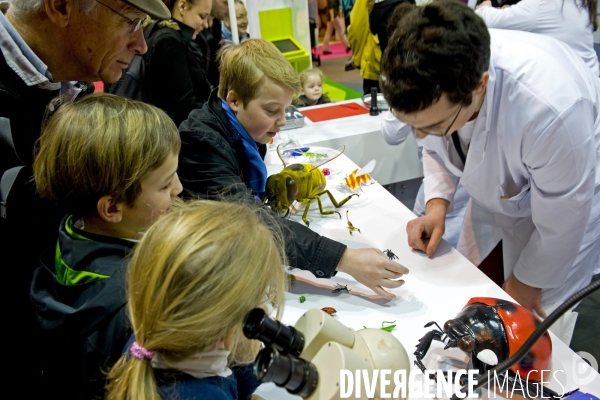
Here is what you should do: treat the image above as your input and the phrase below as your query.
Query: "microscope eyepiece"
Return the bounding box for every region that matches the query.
[254,347,319,398]
[243,308,305,357]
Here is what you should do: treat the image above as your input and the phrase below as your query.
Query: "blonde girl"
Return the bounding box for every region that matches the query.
[106,199,287,400]
[294,68,331,107]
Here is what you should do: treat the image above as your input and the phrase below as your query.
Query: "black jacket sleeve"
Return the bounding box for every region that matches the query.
[146,32,207,126]
[178,119,346,278]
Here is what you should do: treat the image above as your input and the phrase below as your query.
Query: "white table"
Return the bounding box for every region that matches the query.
[257,150,600,399]
[280,99,423,185]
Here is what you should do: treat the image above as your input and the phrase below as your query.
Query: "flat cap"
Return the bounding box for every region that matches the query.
[121,0,171,20]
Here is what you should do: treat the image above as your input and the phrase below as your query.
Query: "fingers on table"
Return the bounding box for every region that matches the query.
[407,221,428,253]
[426,226,444,257]
[371,285,397,300]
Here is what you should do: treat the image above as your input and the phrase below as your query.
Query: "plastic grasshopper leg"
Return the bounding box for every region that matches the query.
[318,190,358,208]
[315,194,341,219]
[301,199,313,227]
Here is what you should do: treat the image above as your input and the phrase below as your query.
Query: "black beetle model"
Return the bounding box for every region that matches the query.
[414,297,570,398]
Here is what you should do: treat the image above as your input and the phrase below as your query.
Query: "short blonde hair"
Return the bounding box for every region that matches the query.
[33,93,181,217]
[299,67,324,88]
[106,199,287,400]
[217,38,302,106]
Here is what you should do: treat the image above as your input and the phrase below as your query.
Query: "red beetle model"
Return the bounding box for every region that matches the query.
[414,297,565,398]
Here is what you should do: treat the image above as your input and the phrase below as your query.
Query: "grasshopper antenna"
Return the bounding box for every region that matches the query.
[310,145,346,171]
[276,144,288,168]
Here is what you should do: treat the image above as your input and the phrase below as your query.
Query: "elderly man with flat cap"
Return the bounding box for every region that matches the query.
[0,0,169,395]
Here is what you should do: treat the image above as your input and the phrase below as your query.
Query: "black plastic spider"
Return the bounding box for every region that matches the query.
[383,249,398,260]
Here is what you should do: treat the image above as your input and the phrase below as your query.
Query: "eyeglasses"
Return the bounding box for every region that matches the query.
[95,0,148,34]
[391,102,464,138]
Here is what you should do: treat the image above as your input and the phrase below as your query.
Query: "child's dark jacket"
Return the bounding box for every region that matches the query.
[293,94,331,108]
[156,363,260,399]
[178,92,346,278]
[30,215,135,400]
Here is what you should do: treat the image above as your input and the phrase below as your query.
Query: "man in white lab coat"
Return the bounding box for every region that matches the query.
[381,110,502,263]
[381,0,600,340]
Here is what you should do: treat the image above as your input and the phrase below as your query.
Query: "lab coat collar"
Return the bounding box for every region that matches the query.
[461,54,496,181]
[482,53,497,133]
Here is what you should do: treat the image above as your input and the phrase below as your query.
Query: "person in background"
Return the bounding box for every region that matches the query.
[106,199,287,400]
[322,0,351,54]
[222,0,250,43]
[382,0,600,343]
[111,0,214,126]
[476,0,599,75]
[293,68,332,107]
[0,0,170,392]
[347,0,381,94]
[178,38,409,300]
[207,0,230,85]
[347,0,414,94]
[31,93,182,399]
[370,0,415,59]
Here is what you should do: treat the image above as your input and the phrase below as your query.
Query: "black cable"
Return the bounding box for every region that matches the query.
[451,278,600,400]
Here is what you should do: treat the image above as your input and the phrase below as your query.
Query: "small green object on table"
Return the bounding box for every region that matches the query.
[299,295,306,303]
[361,320,397,332]
[381,320,396,332]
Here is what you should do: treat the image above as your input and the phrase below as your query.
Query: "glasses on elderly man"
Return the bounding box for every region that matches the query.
[391,102,464,138]
[95,0,148,34]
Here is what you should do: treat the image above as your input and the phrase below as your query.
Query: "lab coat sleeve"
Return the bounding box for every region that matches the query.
[514,99,596,289]
[381,111,413,145]
[422,144,460,212]
[475,0,540,32]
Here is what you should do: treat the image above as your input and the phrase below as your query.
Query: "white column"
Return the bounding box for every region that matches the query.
[227,0,239,44]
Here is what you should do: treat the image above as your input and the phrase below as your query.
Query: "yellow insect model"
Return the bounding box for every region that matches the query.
[344,159,376,193]
[264,145,357,226]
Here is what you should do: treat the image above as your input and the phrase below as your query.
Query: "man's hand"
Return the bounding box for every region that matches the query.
[336,248,409,300]
[406,198,448,257]
[503,274,547,318]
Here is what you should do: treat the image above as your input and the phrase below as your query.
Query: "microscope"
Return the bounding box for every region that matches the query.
[243,308,411,400]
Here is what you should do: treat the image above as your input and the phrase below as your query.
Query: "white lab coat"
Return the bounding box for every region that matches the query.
[422,29,600,307]
[381,111,501,254]
[476,0,599,76]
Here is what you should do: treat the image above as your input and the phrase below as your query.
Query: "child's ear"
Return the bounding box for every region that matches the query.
[96,195,123,224]
[225,90,240,113]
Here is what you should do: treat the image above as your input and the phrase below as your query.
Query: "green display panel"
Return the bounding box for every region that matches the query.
[259,8,310,74]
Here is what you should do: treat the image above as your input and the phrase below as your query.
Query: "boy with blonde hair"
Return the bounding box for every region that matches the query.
[31,93,182,400]
[178,39,409,297]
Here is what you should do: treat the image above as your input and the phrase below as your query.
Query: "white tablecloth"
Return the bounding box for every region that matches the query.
[257,149,600,399]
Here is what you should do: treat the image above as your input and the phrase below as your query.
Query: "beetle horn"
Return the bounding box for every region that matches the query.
[424,321,444,333]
